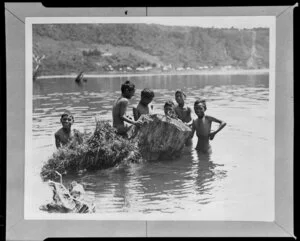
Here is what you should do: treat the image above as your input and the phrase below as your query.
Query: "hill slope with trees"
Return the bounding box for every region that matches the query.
[32,23,269,75]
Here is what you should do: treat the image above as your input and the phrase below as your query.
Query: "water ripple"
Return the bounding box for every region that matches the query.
[32,74,270,215]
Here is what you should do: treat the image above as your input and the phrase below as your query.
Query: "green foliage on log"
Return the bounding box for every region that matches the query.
[40,121,142,181]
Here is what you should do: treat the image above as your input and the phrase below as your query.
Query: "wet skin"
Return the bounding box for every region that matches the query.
[55,115,75,148]
[112,89,142,135]
[133,96,153,121]
[191,103,226,153]
[174,92,192,124]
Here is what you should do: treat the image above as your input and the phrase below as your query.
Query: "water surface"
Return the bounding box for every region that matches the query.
[28,74,274,220]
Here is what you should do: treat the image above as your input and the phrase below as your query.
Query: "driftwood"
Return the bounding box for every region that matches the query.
[75,71,88,86]
[33,54,45,81]
[39,180,95,213]
[128,114,192,160]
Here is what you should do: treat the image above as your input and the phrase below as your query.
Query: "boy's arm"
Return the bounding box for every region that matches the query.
[207,116,226,139]
[133,107,139,121]
[186,107,193,125]
[150,104,154,112]
[119,100,140,126]
[73,129,84,144]
[54,133,61,149]
[190,119,196,138]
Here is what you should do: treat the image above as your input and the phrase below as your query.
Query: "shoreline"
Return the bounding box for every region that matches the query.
[37,68,269,80]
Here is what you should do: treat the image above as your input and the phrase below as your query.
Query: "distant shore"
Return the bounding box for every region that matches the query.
[37,68,269,80]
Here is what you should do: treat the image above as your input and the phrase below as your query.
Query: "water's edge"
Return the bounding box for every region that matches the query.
[37,69,270,79]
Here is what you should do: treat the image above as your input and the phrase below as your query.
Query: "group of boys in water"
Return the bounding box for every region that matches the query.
[55,80,226,154]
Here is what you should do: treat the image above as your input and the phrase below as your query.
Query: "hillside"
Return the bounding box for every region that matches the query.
[32,23,269,76]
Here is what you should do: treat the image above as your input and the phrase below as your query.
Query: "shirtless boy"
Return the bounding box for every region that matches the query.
[54,112,82,149]
[164,100,178,119]
[191,99,226,153]
[112,80,141,136]
[174,90,192,125]
[133,88,155,121]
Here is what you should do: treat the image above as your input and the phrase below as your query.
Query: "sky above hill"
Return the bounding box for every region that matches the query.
[29,16,274,29]
[96,17,275,29]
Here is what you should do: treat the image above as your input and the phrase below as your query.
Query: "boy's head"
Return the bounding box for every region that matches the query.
[60,111,74,129]
[70,181,78,188]
[140,88,155,105]
[121,80,135,99]
[175,90,186,106]
[164,100,175,116]
[194,99,207,118]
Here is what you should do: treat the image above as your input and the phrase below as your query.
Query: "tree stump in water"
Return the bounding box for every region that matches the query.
[128,114,192,160]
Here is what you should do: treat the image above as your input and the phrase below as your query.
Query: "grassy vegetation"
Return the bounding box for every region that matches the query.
[33,24,269,76]
[40,121,142,181]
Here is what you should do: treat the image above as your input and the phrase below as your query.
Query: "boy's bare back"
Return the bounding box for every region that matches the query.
[133,88,154,121]
[133,103,151,121]
[112,96,129,129]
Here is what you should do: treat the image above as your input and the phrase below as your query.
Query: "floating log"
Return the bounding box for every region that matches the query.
[40,115,191,181]
[128,114,192,160]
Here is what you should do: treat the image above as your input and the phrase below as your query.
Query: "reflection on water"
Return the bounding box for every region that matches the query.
[59,145,227,214]
[31,74,271,216]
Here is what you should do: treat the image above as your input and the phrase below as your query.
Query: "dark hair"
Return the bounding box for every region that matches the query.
[121,80,135,93]
[194,99,207,110]
[175,89,186,98]
[141,88,155,99]
[61,111,74,120]
[164,100,175,109]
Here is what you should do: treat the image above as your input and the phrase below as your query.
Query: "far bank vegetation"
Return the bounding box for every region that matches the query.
[33,24,269,76]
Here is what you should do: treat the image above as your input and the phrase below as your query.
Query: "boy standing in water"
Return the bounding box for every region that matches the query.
[174,90,192,125]
[133,88,155,121]
[174,90,193,145]
[163,100,178,119]
[191,99,226,153]
[112,80,142,136]
[54,111,83,149]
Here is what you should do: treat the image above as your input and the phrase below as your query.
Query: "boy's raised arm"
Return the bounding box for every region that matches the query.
[208,116,226,139]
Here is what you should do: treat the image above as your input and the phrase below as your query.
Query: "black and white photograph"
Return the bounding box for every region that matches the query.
[24,16,275,220]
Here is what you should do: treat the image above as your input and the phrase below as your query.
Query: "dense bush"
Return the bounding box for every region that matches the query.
[82,48,102,57]
[40,121,142,182]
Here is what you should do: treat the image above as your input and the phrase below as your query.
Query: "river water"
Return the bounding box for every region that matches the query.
[27,74,274,220]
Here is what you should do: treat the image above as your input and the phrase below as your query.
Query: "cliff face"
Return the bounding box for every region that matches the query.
[33,23,269,75]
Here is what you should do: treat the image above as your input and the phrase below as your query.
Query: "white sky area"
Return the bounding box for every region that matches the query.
[101,17,273,29]
[30,16,274,29]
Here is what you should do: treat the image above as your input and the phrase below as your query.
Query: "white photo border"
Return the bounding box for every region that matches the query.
[24,15,276,221]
